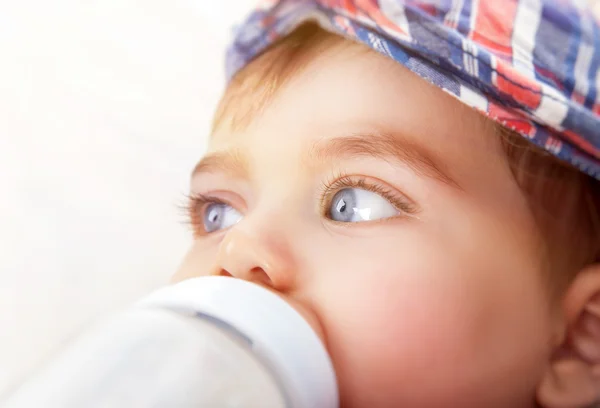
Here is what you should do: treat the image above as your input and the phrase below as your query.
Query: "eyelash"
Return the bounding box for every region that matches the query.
[182,174,417,235]
[318,171,418,217]
[181,193,230,237]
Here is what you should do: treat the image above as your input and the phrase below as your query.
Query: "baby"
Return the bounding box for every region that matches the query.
[172,1,600,407]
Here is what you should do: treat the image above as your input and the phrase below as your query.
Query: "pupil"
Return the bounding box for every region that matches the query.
[337,198,347,213]
[209,207,220,223]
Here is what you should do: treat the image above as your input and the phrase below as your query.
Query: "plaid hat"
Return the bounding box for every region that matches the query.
[226,0,600,181]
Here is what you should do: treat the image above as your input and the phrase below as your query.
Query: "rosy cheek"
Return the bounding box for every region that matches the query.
[317,259,504,405]
[317,242,552,408]
[335,265,481,364]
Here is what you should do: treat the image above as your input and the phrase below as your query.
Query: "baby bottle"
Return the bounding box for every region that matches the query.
[1,276,338,408]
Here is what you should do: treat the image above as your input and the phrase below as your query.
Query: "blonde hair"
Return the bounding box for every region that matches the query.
[213,23,600,291]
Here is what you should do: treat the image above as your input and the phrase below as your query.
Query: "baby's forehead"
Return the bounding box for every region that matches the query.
[213,30,493,148]
[209,48,506,195]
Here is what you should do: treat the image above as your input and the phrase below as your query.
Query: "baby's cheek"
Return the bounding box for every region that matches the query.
[317,254,545,407]
[321,265,473,401]
[351,265,483,360]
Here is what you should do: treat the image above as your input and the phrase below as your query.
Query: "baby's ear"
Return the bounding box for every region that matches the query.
[537,263,600,408]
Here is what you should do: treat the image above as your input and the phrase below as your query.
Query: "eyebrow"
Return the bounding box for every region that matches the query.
[309,131,459,188]
[191,149,249,179]
[192,132,459,188]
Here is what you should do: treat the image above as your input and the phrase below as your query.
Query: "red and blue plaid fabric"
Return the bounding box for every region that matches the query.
[226,0,600,180]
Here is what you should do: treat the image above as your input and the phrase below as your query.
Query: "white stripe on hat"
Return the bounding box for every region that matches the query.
[468,0,480,40]
[574,41,594,98]
[379,0,412,42]
[533,84,569,129]
[462,39,479,77]
[512,0,543,79]
[460,83,489,111]
[444,0,464,30]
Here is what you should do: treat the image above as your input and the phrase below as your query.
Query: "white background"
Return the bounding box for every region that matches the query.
[0,0,254,396]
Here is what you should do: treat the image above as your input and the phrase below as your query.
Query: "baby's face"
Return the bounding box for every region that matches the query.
[173,45,561,407]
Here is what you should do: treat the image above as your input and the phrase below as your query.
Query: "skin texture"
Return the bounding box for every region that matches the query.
[172,43,567,407]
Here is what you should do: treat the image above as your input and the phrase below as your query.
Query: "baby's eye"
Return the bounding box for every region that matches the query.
[203,202,243,233]
[328,188,400,222]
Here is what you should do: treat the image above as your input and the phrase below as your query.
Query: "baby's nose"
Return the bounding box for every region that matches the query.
[212,230,327,346]
[211,227,295,292]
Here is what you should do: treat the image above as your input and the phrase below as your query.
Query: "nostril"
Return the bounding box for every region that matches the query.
[249,267,273,287]
[218,270,234,278]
